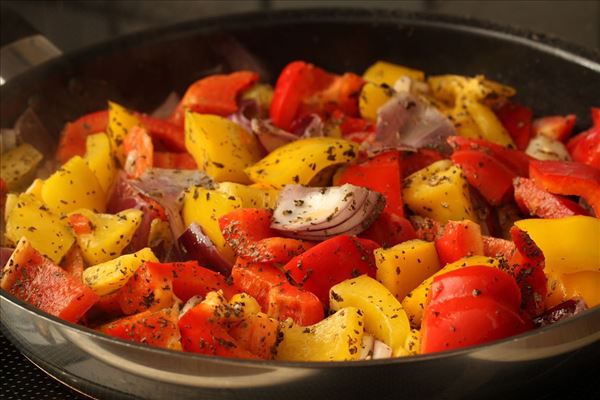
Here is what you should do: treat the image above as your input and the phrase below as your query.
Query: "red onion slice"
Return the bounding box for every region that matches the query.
[272,184,385,240]
[178,222,233,276]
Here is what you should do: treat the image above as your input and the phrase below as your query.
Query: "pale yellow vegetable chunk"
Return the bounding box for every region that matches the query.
[181,186,241,262]
[4,193,74,263]
[82,247,158,296]
[246,137,359,188]
[465,100,514,147]
[402,160,477,223]
[25,178,44,201]
[358,82,393,122]
[275,307,364,361]
[107,101,141,165]
[0,143,43,190]
[329,275,410,355]
[216,182,279,210]
[401,255,501,327]
[515,216,600,274]
[375,239,441,301]
[229,293,262,317]
[545,270,600,309]
[363,60,425,85]
[84,133,117,193]
[69,208,143,265]
[185,112,263,183]
[41,156,105,214]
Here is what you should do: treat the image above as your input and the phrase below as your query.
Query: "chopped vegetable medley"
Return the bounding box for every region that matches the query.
[1,60,599,362]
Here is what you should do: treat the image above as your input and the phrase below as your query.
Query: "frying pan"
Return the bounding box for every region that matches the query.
[1,8,599,400]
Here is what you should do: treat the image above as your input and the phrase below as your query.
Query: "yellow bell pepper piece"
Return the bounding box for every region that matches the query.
[363,60,425,85]
[82,247,158,296]
[181,186,241,262]
[25,178,44,201]
[4,193,75,263]
[41,156,105,214]
[358,82,393,122]
[402,328,421,356]
[275,307,364,361]
[0,143,43,191]
[515,216,600,274]
[69,208,143,265]
[229,293,262,317]
[245,137,359,188]
[546,270,600,308]
[329,275,410,355]
[375,239,441,301]
[107,101,141,165]
[185,112,263,184]
[401,255,501,327]
[216,182,279,210]
[84,132,117,193]
[402,160,477,223]
[464,100,514,147]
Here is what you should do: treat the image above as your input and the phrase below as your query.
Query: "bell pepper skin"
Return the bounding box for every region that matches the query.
[228,312,280,359]
[136,113,186,152]
[331,109,375,137]
[57,110,108,164]
[101,307,181,350]
[434,220,484,266]
[514,216,600,274]
[447,135,530,177]
[282,235,379,304]
[359,212,417,249]
[231,259,324,325]
[532,114,576,142]
[1,238,99,323]
[117,262,174,315]
[401,149,444,178]
[451,150,516,205]
[513,177,589,218]
[529,160,600,216]
[178,301,258,359]
[219,208,312,264]
[567,108,600,169]
[337,151,404,216]
[546,270,600,309]
[494,101,533,151]
[171,71,259,125]
[84,133,117,193]
[329,275,411,354]
[509,226,547,316]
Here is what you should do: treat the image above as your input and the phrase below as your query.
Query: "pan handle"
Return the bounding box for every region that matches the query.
[0,8,61,85]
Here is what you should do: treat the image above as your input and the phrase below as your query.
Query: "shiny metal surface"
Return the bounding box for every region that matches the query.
[1,9,599,399]
[0,34,61,85]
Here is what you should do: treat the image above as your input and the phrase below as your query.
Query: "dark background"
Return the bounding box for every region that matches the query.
[0,1,598,399]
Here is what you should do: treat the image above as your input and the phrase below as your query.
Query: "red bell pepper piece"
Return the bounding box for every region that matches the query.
[494,101,533,151]
[178,302,258,358]
[220,208,312,264]
[513,177,589,218]
[331,109,375,137]
[337,151,404,216]
[87,291,123,321]
[447,136,530,177]
[451,150,516,205]
[1,240,98,323]
[421,265,529,354]
[434,220,484,266]
[482,236,515,259]
[123,125,153,179]
[567,128,600,169]
[402,149,445,177]
[136,114,186,152]
[529,160,600,216]
[0,178,6,210]
[270,61,335,131]
[359,212,416,248]
[313,72,365,117]
[67,213,94,235]
[509,226,547,317]
[230,259,324,325]
[533,114,577,142]
[428,266,522,311]
[421,296,530,354]
[170,71,259,125]
[282,235,378,303]
[228,313,280,359]
[56,110,108,163]
[60,245,85,282]
[101,308,180,349]
[153,151,197,169]
[148,261,237,302]
[117,262,174,315]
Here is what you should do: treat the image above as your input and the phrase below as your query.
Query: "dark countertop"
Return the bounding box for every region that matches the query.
[0,1,598,399]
